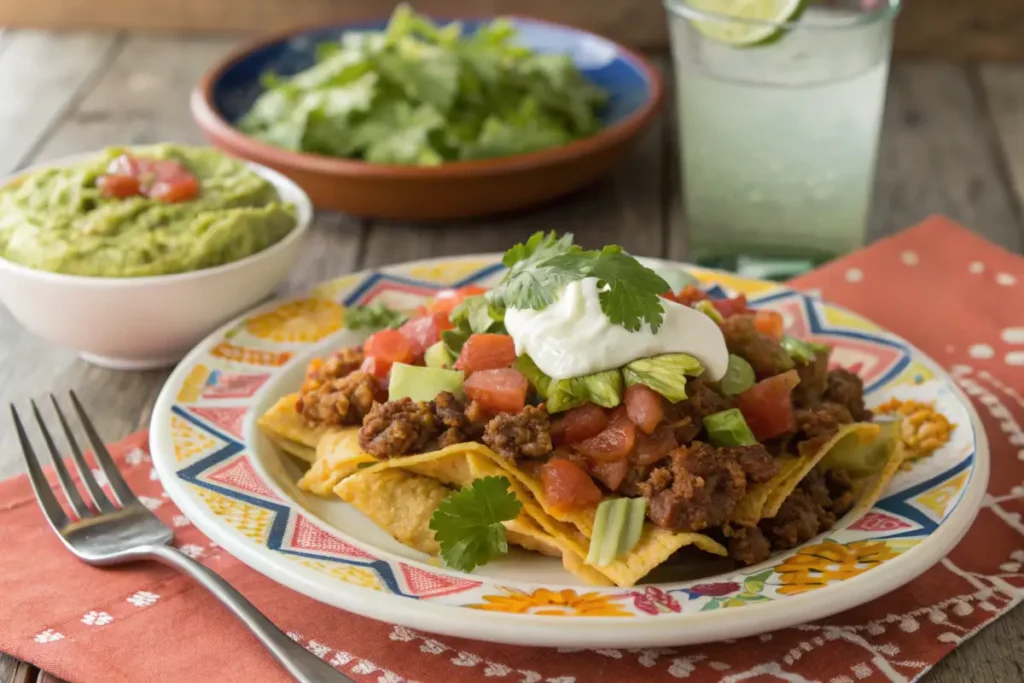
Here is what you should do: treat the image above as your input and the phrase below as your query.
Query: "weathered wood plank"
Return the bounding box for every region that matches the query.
[29,33,243,162]
[979,63,1024,212]
[871,62,1024,251]
[360,57,669,269]
[0,30,119,176]
[928,605,1024,683]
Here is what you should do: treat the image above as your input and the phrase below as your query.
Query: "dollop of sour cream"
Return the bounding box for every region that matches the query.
[503,277,729,382]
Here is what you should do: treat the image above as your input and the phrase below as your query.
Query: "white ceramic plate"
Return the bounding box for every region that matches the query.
[149,256,989,648]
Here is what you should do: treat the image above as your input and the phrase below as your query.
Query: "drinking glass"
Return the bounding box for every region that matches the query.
[665,1,901,279]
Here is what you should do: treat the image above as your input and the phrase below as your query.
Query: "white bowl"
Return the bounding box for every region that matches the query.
[0,154,313,370]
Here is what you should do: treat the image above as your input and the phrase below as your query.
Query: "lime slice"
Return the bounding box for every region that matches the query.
[685,0,806,47]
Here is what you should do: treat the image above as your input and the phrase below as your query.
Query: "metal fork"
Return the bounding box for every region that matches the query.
[12,392,354,683]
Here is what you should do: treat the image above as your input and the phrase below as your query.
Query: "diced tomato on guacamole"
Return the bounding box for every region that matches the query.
[464,367,528,414]
[454,333,516,375]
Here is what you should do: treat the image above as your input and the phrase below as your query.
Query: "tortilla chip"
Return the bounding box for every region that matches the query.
[732,455,806,526]
[823,419,907,513]
[257,393,329,463]
[760,423,883,520]
[505,516,564,558]
[589,526,727,587]
[298,430,377,495]
[334,468,449,554]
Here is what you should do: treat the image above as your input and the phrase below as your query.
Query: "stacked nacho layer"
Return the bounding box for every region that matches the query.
[260,394,904,587]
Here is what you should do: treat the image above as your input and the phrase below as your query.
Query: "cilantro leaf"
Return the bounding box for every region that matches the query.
[488,234,671,333]
[345,301,410,331]
[428,476,523,572]
[441,295,506,358]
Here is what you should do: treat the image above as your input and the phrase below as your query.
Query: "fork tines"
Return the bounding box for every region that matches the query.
[12,391,137,526]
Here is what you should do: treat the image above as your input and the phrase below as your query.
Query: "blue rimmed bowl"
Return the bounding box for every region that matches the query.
[191,16,662,221]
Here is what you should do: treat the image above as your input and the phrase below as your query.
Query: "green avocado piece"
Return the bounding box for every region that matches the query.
[388,362,464,402]
[424,341,454,369]
[703,408,757,447]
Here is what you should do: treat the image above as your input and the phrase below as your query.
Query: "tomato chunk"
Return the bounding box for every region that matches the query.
[428,285,488,315]
[735,369,801,440]
[360,356,388,379]
[753,310,784,341]
[631,425,678,466]
[711,295,750,318]
[624,384,664,435]
[97,174,141,198]
[398,312,453,358]
[540,458,603,512]
[662,284,708,307]
[551,403,608,445]
[363,329,415,376]
[149,176,200,203]
[587,457,628,492]
[464,368,528,414]
[574,406,636,462]
[454,333,516,375]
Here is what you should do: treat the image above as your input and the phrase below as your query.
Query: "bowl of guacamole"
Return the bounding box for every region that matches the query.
[0,143,299,277]
[0,144,312,369]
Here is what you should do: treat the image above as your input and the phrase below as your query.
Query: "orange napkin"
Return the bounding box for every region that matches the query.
[1,215,1022,683]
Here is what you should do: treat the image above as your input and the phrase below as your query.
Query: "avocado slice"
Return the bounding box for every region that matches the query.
[424,341,455,369]
[585,497,648,567]
[389,362,465,402]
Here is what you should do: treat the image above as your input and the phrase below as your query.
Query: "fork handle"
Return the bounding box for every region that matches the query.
[143,545,355,683]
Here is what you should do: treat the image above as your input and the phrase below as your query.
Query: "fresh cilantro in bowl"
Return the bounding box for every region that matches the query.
[238,4,609,166]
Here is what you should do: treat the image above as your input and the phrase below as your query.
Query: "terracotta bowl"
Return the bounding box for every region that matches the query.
[191,17,663,221]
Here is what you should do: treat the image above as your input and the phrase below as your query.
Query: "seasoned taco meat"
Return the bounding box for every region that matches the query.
[791,350,829,408]
[792,402,852,456]
[685,379,734,420]
[719,313,794,378]
[640,442,776,532]
[482,405,553,460]
[824,368,872,421]
[727,526,771,566]
[359,398,437,458]
[432,391,486,448]
[825,468,855,517]
[298,370,378,428]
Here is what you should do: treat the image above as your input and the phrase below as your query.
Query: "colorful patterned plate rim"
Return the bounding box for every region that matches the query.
[149,255,989,648]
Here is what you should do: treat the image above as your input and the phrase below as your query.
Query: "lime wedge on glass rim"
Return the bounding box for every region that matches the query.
[684,0,807,47]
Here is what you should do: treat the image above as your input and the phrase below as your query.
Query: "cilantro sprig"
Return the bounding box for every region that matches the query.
[428,476,522,572]
[345,301,410,331]
[487,231,671,333]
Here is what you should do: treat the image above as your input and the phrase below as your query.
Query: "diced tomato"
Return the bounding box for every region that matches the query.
[734,369,801,440]
[574,406,636,462]
[662,285,708,307]
[550,403,608,446]
[398,312,453,358]
[454,333,516,375]
[97,174,141,198]
[631,425,678,466]
[753,310,784,341]
[587,457,628,492]
[540,458,603,512]
[359,356,388,379]
[100,153,200,203]
[464,368,528,414]
[711,295,750,318]
[363,329,415,376]
[149,175,200,203]
[428,285,488,315]
[624,384,664,435]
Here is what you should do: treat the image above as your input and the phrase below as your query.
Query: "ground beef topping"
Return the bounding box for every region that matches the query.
[432,391,486,448]
[686,379,734,419]
[791,349,829,408]
[726,526,771,566]
[726,444,781,484]
[719,313,794,378]
[792,402,852,456]
[297,370,379,428]
[824,368,872,421]
[301,346,365,393]
[358,397,437,458]
[639,441,749,532]
[482,406,553,460]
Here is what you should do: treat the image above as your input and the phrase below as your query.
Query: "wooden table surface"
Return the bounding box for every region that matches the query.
[1,29,1023,683]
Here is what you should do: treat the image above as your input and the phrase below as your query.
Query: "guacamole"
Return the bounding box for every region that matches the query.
[0,144,298,277]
